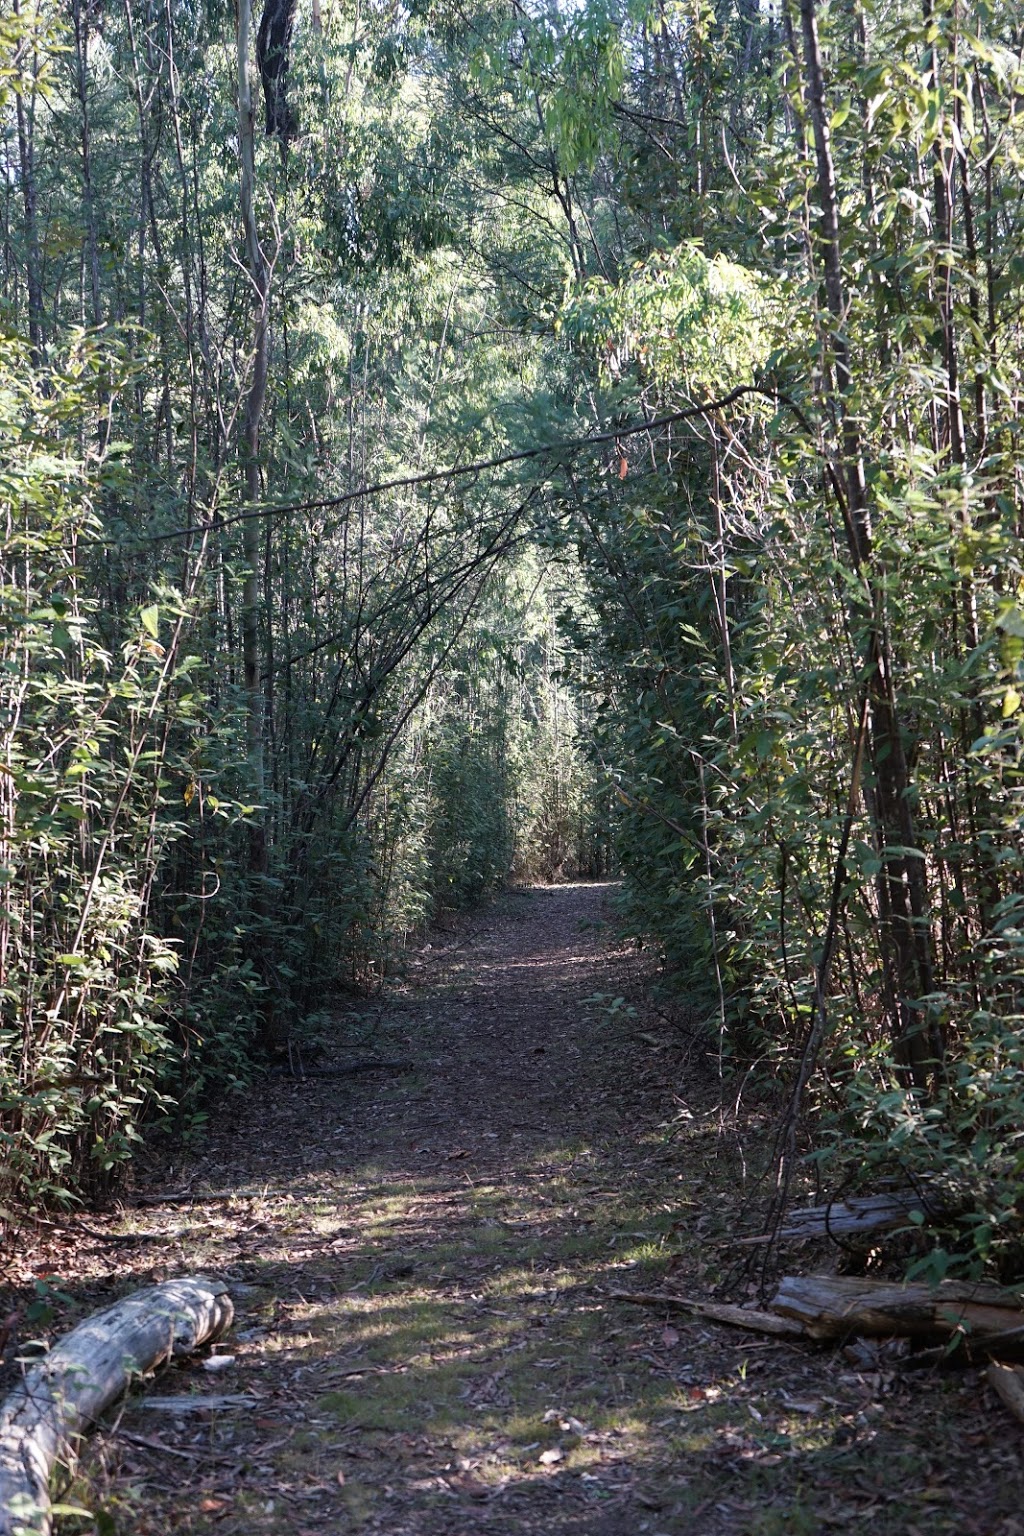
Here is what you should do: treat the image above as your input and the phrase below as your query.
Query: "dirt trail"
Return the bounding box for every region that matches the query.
[28,884,1024,1532]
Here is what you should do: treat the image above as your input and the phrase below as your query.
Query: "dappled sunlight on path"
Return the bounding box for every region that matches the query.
[66,883,1021,1536]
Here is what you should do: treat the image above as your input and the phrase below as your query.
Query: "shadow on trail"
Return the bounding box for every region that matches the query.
[56,883,1015,1535]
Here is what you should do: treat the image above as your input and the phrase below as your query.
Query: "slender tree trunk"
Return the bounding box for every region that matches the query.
[71,0,102,329]
[12,0,44,362]
[796,0,939,1090]
[707,426,737,741]
[236,0,281,1047]
[237,0,271,876]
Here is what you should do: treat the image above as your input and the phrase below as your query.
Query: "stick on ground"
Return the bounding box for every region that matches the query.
[609,1290,805,1337]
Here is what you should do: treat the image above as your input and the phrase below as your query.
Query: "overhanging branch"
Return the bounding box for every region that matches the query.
[107,383,782,549]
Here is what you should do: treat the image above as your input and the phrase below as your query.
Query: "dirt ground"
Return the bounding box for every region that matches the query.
[4,883,1024,1534]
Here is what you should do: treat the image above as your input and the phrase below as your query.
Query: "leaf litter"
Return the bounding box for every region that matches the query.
[2,883,1023,1534]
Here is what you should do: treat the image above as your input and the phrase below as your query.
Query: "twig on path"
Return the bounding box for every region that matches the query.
[79,1226,188,1245]
[131,1191,244,1206]
[349,1264,384,1292]
[318,1364,406,1381]
[607,1290,805,1337]
[116,1430,238,1466]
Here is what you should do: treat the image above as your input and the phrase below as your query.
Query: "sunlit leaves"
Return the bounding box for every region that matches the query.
[559,244,772,394]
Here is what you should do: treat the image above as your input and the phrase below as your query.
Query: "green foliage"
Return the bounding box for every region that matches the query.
[0,334,193,1206]
[425,712,515,906]
[560,245,772,393]
[535,0,1024,1280]
[4,0,1024,1297]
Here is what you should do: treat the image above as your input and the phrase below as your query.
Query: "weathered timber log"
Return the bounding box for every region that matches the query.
[987,1363,1024,1424]
[140,1393,252,1413]
[0,1276,232,1536]
[771,1190,946,1243]
[771,1274,1024,1347]
[609,1291,805,1337]
[131,1191,235,1206]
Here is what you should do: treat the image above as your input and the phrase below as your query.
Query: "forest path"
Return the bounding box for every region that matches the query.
[68,884,1009,1534]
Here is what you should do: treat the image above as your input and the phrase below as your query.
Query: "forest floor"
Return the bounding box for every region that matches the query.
[5,882,1024,1534]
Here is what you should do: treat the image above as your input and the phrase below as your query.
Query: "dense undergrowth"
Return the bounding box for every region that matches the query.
[2,0,1024,1291]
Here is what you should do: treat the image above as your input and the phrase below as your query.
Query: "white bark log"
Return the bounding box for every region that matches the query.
[771,1190,946,1242]
[988,1362,1024,1424]
[0,1277,232,1536]
[609,1290,805,1337]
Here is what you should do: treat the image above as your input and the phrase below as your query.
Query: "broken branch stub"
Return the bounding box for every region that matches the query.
[987,1363,1024,1425]
[0,1276,233,1536]
[609,1291,805,1337]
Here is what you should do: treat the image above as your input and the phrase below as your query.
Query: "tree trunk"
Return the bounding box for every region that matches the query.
[795,0,939,1090]
[257,0,299,140]
[71,0,102,329]
[12,0,44,362]
[237,0,271,877]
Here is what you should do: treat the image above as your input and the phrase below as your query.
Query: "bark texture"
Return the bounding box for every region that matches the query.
[256,0,299,139]
[771,1274,1023,1345]
[0,1277,233,1536]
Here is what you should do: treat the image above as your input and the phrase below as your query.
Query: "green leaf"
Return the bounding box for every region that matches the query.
[996,606,1024,638]
[140,604,160,639]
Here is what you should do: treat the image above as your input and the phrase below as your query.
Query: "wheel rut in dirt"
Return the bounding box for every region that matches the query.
[57,883,1023,1535]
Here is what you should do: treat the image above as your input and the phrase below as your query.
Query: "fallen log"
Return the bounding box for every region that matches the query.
[289,1059,415,1079]
[140,1393,251,1413]
[769,1190,946,1243]
[987,1362,1024,1425]
[0,1276,232,1536]
[771,1274,1024,1349]
[609,1290,805,1338]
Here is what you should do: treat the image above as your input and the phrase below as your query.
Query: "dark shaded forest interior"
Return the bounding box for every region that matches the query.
[3,0,1024,1527]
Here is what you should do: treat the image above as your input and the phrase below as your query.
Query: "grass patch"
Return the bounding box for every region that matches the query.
[317,1355,477,1430]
